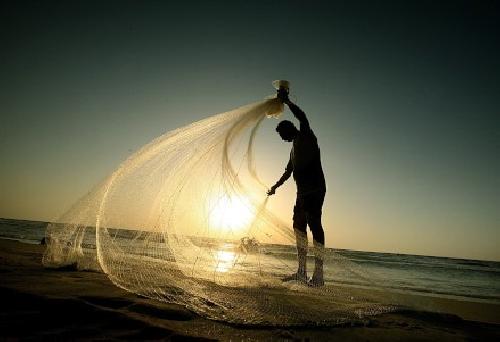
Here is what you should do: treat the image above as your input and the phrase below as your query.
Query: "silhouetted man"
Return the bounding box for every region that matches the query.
[268,87,326,286]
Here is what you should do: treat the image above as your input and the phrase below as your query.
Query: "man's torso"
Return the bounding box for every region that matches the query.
[291,129,326,195]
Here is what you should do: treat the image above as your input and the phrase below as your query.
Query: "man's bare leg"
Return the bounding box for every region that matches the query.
[310,240,325,287]
[282,229,308,282]
[296,229,308,281]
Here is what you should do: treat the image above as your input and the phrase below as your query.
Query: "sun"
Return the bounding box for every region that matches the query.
[209,194,253,232]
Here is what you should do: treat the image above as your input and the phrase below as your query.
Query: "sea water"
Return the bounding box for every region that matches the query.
[1,217,499,304]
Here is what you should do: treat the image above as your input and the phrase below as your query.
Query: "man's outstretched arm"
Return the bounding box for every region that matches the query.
[268,159,293,196]
[285,100,310,131]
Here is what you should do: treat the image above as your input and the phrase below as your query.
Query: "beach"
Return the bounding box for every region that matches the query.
[1,239,499,340]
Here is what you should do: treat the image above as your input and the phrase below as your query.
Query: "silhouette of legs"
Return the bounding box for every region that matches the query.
[285,191,326,285]
[302,191,326,286]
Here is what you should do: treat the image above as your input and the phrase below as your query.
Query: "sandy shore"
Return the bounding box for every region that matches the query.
[1,239,499,341]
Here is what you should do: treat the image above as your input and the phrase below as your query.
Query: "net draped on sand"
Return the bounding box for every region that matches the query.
[43,95,392,326]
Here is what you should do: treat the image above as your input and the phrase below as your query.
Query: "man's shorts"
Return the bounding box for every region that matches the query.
[293,190,325,230]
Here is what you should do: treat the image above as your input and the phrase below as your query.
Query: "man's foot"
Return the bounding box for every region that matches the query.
[281,272,308,283]
[307,273,324,287]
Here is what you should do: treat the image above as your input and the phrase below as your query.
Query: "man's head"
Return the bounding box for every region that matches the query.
[276,120,298,142]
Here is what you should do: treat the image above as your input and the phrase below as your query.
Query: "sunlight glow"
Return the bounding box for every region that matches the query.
[209,194,253,232]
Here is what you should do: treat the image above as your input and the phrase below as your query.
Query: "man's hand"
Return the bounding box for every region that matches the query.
[267,186,276,196]
[277,87,289,103]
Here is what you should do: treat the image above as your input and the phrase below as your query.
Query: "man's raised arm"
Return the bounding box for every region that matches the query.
[285,100,310,131]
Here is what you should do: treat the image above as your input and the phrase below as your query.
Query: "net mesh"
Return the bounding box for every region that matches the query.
[43,96,394,326]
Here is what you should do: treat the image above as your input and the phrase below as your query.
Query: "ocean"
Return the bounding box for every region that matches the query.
[1,217,499,304]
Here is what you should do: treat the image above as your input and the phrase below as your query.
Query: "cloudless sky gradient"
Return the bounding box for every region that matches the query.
[1,0,499,261]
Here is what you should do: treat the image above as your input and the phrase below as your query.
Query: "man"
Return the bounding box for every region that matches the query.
[267,87,326,287]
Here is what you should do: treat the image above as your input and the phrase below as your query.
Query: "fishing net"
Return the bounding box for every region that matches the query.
[43,92,394,326]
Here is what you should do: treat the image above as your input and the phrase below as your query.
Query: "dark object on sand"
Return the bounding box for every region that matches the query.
[45,262,79,271]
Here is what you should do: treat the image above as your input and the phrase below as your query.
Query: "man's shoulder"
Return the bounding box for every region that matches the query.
[299,127,316,139]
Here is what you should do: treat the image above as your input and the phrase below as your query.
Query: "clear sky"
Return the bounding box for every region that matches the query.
[1,0,499,261]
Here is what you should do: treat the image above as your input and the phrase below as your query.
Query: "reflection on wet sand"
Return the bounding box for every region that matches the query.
[215,250,236,273]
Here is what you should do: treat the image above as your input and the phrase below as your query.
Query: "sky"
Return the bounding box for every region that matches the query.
[1,0,499,261]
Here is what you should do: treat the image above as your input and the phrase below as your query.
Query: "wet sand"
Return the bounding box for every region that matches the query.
[1,239,499,341]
